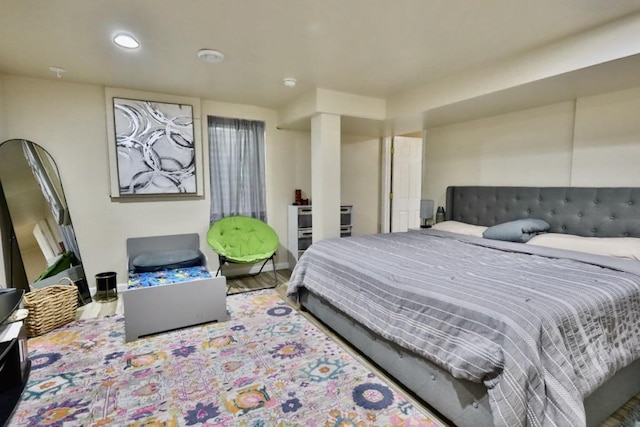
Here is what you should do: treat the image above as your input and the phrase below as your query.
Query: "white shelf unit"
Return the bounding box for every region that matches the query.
[288,205,352,267]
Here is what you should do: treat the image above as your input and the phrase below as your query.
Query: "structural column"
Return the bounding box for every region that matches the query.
[311,113,341,242]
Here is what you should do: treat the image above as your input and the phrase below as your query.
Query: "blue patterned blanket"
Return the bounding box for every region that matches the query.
[127,265,211,289]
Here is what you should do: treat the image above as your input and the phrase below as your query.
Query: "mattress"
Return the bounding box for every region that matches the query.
[288,230,640,427]
[127,265,211,289]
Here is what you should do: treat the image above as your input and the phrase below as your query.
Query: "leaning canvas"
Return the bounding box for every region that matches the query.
[112,98,196,195]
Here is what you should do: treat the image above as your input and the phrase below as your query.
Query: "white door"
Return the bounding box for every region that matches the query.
[391,136,422,232]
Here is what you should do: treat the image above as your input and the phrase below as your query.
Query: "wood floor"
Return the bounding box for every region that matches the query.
[226,268,292,298]
[73,269,637,427]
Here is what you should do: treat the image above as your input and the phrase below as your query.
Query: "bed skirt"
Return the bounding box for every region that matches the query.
[298,288,640,427]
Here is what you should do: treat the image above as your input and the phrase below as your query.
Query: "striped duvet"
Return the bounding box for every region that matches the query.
[287,230,640,427]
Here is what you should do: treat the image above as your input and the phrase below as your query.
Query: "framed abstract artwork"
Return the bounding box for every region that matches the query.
[110,96,199,196]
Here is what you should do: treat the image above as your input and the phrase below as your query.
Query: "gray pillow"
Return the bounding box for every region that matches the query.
[132,249,202,272]
[482,219,550,243]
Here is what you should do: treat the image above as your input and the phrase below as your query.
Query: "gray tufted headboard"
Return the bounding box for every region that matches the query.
[445,186,640,238]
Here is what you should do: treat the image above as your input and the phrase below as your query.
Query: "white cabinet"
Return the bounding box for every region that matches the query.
[288,205,352,267]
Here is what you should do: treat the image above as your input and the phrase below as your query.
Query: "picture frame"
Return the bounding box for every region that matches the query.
[105,88,204,198]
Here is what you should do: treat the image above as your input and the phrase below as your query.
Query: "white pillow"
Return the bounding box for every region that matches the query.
[431,221,487,238]
[526,233,640,261]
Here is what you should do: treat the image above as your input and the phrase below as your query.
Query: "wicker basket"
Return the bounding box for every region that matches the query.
[23,281,78,337]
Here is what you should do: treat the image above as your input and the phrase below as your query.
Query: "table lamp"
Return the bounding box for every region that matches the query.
[420,199,434,228]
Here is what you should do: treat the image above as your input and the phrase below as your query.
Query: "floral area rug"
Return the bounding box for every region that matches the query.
[10,290,444,426]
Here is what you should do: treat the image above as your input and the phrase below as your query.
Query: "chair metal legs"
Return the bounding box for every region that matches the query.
[216,254,278,291]
[253,255,278,288]
[273,257,277,287]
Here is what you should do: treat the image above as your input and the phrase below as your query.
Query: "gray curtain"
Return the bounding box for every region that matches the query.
[208,116,267,223]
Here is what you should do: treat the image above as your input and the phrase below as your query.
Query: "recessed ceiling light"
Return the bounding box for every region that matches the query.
[282,78,297,88]
[197,49,224,63]
[113,34,140,49]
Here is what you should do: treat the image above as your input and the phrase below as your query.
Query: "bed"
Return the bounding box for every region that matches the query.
[287,186,640,427]
[122,233,228,342]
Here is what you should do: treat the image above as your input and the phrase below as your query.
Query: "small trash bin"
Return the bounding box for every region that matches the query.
[95,272,117,302]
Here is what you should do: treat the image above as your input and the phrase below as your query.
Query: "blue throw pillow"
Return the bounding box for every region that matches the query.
[132,249,202,273]
[482,219,550,243]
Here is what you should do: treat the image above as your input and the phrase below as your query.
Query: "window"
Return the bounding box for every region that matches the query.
[207,116,267,223]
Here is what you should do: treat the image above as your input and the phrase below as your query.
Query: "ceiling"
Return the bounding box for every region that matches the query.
[2,0,640,112]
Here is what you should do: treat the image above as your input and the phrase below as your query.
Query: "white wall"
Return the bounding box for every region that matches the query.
[276,130,380,238]
[291,132,312,204]
[0,75,6,142]
[0,75,6,286]
[21,247,45,283]
[311,113,342,241]
[571,85,640,186]
[422,84,640,206]
[341,135,381,235]
[387,13,640,133]
[423,101,575,206]
[1,75,304,287]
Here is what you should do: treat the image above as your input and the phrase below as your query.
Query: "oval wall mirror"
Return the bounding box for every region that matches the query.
[0,139,90,305]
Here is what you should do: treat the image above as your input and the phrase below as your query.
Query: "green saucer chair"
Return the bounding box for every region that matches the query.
[207,215,279,287]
